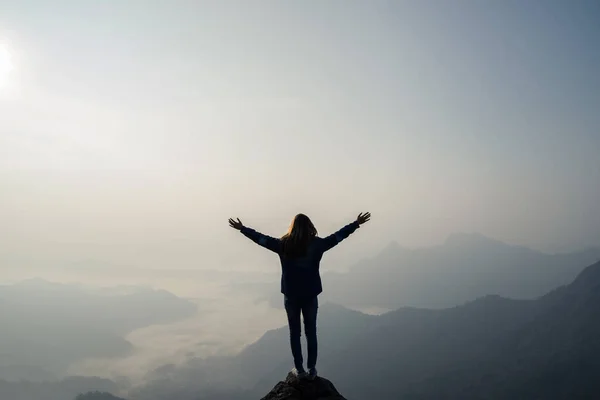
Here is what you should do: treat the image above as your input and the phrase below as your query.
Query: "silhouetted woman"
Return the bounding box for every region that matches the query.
[228,212,371,379]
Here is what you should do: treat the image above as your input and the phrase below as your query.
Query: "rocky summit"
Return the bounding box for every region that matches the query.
[260,372,347,400]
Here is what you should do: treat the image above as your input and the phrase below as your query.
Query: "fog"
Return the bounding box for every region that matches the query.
[1,1,599,399]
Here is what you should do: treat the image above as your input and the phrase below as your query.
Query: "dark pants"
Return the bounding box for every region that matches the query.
[284,295,318,371]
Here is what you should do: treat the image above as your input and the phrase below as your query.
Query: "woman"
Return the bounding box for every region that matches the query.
[228,212,371,379]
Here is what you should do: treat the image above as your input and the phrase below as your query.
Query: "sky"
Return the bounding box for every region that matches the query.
[1,0,599,273]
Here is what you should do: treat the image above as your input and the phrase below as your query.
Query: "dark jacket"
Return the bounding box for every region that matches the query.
[240,221,360,298]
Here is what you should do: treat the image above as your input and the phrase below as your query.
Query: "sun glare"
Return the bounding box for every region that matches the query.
[0,43,15,89]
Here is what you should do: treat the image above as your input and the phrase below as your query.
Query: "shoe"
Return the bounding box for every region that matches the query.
[307,367,318,380]
[291,367,307,379]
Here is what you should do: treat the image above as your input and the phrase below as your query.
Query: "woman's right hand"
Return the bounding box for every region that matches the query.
[228,218,245,230]
[356,212,371,225]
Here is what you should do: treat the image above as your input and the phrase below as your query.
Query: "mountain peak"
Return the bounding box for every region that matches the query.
[261,372,347,400]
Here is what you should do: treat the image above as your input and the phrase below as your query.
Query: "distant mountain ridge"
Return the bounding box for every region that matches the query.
[322,233,600,309]
[0,280,197,382]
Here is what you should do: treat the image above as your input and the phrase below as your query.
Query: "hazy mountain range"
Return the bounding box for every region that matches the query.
[2,234,600,399]
[324,232,600,309]
[129,258,600,400]
[319,258,600,399]
[0,280,196,381]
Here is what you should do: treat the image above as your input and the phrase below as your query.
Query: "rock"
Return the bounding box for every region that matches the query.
[260,372,347,400]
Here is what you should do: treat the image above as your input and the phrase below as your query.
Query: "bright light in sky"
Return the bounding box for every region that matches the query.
[0,42,14,89]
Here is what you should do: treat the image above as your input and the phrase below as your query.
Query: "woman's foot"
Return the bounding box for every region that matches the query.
[307,367,318,380]
[291,367,307,379]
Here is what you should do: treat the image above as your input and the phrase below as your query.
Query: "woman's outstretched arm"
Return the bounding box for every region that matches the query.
[320,212,371,252]
[228,217,281,254]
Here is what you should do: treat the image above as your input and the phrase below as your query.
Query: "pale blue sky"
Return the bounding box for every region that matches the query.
[1,1,599,271]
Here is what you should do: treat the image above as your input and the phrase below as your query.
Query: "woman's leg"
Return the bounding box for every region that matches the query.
[284,296,304,371]
[302,296,319,370]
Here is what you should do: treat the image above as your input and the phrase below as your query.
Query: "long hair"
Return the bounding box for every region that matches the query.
[280,214,317,258]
